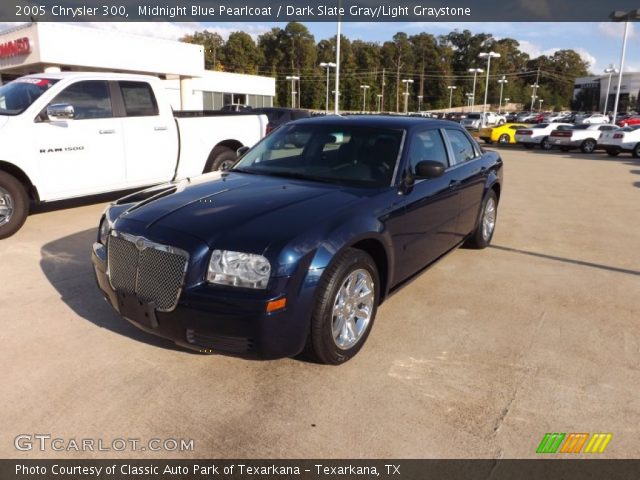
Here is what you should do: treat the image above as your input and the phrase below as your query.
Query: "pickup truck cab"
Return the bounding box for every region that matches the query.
[0,72,267,238]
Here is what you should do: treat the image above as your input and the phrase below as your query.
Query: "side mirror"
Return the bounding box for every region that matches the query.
[236,146,250,158]
[414,160,445,179]
[47,103,75,121]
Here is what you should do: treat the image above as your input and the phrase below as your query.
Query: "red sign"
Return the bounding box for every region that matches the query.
[0,37,31,59]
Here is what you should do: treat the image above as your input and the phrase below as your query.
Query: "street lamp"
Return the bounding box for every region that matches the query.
[447,85,457,110]
[285,76,300,109]
[603,65,618,116]
[497,75,508,114]
[538,99,544,112]
[319,62,336,113]
[377,94,383,113]
[609,9,640,123]
[360,84,370,112]
[417,95,423,112]
[504,97,510,111]
[479,51,501,126]
[468,68,484,112]
[402,79,414,114]
[465,93,474,111]
[530,83,539,111]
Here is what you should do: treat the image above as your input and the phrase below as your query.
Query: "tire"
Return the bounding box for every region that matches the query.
[204,146,237,172]
[540,136,553,150]
[0,172,29,240]
[580,139,597,154]
[633,144,640,159]
[498,134,510,145]
[305,248,380,365]
[606,149,620,157]
[466,190,498,249]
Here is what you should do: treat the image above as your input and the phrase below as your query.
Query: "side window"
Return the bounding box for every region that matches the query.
[407,129,449,173]
[119,81,159,117]
[50,81,112,120]
[445,129,477,165]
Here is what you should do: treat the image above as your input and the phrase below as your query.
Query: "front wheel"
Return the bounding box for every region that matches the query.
[498,134,510,144]
[0,172,29,239]
[466,190,498,249]
[204,146,237,172]
[306,248,379,365]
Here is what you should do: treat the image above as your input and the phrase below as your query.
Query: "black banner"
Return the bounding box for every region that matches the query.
[2,460,640,480]
[2,0,640,22]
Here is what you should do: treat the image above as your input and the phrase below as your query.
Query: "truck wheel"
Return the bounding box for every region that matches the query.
[0,172,29,239]
[580,139,596,154]
[205,146,237,172]
[305,248,379,365]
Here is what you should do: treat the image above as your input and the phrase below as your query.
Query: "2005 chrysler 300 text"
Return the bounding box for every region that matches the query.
[92,116,503,364]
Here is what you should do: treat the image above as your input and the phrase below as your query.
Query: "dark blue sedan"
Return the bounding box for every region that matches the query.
[92,116,503,364]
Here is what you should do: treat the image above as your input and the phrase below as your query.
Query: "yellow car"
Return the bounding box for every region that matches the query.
[479,123,529,145]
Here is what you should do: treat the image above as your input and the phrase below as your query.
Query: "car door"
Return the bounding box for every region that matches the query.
[33,80,126,200]
[392,128,461,282]
[117,80,177,187]
[443,128,487,240]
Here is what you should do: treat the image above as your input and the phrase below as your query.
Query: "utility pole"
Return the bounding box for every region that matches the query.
[497,76,508,114]
[530,67,541,111]
[286,76,299,109]
[334,0,342,115]
[381,68,385,112]
[360,84,370,112]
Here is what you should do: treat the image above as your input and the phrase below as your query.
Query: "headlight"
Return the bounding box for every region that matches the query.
[207,250,271,289]
[98,216,111,245]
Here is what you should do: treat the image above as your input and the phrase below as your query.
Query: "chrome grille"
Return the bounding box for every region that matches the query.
[107,233,189,312]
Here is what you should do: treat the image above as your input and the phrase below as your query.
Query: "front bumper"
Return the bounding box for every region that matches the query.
[92,242,315,359]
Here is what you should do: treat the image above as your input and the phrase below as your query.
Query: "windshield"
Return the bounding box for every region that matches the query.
[0,78,58,115]
[233,124,403,188]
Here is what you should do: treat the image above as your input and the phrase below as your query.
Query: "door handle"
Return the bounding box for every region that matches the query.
[449,179,461,188]
[154,126,168,131]
[99,129,115,134]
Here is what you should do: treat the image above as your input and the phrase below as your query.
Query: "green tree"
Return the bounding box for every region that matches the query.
[180,30,224,71]
[223,32,262,74]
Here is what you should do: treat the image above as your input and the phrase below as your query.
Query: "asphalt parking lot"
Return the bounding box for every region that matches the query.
[1,147,639,459]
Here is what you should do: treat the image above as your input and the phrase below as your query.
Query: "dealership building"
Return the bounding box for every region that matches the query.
[0,22,275,110]
[574,73,640,112]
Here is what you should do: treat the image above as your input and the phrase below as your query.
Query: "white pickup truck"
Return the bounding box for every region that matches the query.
[0,72,267,238]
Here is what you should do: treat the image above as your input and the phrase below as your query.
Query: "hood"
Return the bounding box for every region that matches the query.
[113,171,364,249]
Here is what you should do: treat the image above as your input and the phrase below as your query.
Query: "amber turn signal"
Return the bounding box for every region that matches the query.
[266,297,287,313]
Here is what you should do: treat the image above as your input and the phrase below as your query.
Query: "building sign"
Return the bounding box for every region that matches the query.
[0,37,31,59]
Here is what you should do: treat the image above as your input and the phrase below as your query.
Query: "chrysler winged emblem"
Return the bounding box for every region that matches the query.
[135,237,146,251]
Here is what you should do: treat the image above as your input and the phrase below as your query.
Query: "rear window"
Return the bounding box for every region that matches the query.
[119,81,159,117]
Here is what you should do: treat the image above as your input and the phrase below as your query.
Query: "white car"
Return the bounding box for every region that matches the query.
[576,113,609,125]
[514,123,573,150]
[0,72,267,238]
[597,125,640,157]
[550,124,619,153]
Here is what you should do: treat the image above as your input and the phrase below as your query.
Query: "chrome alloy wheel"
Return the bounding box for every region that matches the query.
[482,197,497,241]
[0,187,14,227]
[331,268,375,350]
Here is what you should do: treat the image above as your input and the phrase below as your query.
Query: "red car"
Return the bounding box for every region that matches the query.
[617,115,640,127]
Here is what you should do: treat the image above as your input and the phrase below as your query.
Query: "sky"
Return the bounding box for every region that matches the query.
[1,21,637,75]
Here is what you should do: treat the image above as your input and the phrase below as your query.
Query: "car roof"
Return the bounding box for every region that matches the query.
[291,115,462,129]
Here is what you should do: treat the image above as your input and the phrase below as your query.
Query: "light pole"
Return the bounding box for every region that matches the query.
[468,68,483,112]
[465,93,474,111]
[609,10,640,123]
[334,1,342,115]
[497,75,508,114]
[402,79,414,114]
[479,51,501,126]
[447,85,457,110]
[376,94,383,112]
[504,97,510,112]
[530,83,539,111]
[538,99,544,112]
[285,76,300,109]
[319,62,336,113]
[417,95,423,112]
[360,84,370,112]
[603,65,618,116]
